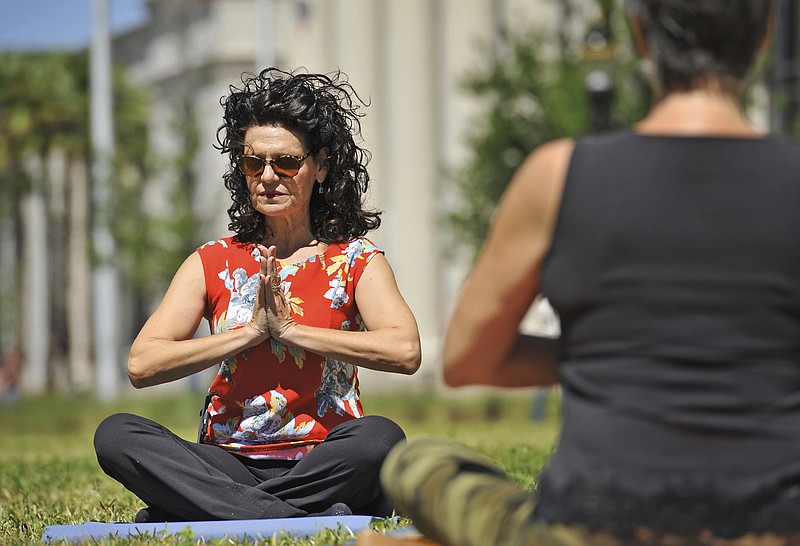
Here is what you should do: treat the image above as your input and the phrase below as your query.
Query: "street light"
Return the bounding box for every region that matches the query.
[90,0,120,402]
[581,20,616,132]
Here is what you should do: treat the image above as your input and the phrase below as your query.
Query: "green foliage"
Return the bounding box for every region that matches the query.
[444,15,650,258]
[0,52,99,358]
[0,52,89,164]
[0,48,206,314]
[2,390,559,545]
[0,51,90,218]
[107,65,197,300]
[111,72,207,302]
[445,32,588,255]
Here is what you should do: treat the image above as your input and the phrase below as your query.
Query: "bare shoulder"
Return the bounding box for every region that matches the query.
[492,138,575,241]
[356,253,399,295]
[136,251,208,341]
[158,251,207,310]
[512,138,575,197]
[533,137,575,168]
[361,251,391,274]
[163,251,205,292]
[354,245,419,347]
[176,250,205,279]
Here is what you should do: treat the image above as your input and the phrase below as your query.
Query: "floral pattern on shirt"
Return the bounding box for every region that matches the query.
[230,391,314,443]
[315,319,361,418]
[196,237,382,459]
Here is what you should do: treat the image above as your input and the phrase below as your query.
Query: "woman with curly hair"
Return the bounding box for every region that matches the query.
[94,68,421,522]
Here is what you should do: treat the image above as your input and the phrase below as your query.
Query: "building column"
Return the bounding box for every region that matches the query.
[373,0,441,386]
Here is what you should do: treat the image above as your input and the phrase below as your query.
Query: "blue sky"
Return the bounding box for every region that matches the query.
[0,0,148,51]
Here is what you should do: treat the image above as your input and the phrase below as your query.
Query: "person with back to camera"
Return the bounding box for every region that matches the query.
[366,1,800,545]
[93,68,422,523]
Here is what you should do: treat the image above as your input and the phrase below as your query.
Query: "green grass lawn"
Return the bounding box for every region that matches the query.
[1,388,559,545]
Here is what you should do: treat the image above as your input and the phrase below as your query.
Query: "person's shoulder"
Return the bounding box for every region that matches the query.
[756,136,800,178]
[531,137,577,163]
[197,236,234,252]
[197,236,254,254]
[573,129,636,150]
[514,138,576,191]
[766,134,800,154]
[329,237,384,263]
[355,236,383,253]
[196,237,257,268]
[332,237,383,252]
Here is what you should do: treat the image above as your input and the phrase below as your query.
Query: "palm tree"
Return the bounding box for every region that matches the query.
[0,52,63,393]
[0,51,150,395]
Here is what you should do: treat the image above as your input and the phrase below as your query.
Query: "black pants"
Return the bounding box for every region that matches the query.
[94,412,404,521]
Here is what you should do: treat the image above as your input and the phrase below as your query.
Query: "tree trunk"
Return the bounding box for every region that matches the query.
[0,188,18,353]
[67,156,93,392]
[20,157,50,394]
[47,151,70,391]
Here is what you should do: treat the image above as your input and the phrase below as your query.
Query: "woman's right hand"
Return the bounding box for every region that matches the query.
[246,245,272,343]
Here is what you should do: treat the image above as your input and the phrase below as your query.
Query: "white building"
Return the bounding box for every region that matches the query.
[111,0,602,390]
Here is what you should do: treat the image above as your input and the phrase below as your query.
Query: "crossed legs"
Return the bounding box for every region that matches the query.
[94,413,403,521]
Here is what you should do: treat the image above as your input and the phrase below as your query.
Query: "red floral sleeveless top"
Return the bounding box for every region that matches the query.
[196,236,382,459]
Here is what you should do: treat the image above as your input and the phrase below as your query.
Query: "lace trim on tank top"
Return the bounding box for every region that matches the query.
[533,471,800,538]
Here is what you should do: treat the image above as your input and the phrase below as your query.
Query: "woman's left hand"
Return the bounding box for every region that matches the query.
[258,244,297,342]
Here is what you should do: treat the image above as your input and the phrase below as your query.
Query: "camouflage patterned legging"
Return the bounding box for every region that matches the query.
[379,438,619,546]
[379,438,791,546]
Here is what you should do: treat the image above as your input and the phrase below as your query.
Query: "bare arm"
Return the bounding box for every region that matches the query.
[263,247,421,375]
[127,251,269,388]
[443,139,574,388]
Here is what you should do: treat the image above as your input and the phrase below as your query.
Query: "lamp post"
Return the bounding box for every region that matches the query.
[581,20,616,133]
[255,0,277,71]
[90,0,120,402]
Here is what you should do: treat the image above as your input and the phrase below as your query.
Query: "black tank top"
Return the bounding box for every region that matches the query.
[536,130,800,536]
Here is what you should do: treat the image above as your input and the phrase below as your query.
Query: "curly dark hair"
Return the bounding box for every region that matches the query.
[215,67,381,244]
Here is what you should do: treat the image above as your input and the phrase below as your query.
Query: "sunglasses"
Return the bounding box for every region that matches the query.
[235,152,310,178]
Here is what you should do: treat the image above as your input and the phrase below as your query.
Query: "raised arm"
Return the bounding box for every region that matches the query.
[127,251,269,388]
[263,248,422,375]
[442,138,574,388]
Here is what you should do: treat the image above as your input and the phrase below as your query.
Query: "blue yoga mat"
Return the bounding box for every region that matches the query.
[42,515,376,544]
[342,524,421,546]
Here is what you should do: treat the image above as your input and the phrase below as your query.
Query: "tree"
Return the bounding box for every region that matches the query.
[0,51,88,393]
[0,51,152,394]
[444,2,650,259]
[110,92,204,338]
